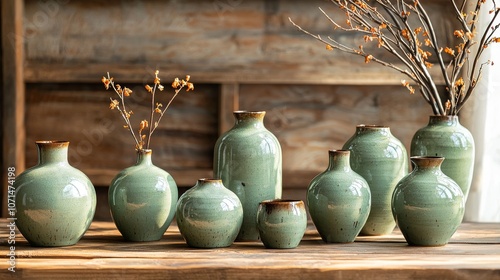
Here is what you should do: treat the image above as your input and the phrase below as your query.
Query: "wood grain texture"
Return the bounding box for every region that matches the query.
[239,84,430,188]
[22,0,455,85]
[23,82,219,186]
[1,220,499,279]
[1,0,25,217]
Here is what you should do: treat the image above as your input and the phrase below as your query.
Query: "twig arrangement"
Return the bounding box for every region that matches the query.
[290,0,500,115]
[102,70,194,150]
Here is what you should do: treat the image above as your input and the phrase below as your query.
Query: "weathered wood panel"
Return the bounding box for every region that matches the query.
[22,0,455,85]
[239,84,430,188]
[24,82,219,186]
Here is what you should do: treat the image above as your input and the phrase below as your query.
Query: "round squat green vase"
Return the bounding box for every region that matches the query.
[109,149,178,242]
[256,199,307,249]
[307,150,371,243]
[214,111,282,241]
[14,141,96,247]
[392,156,465,246]
[342,125,408,236]
[176,178,243,248]
[411,115,474,201]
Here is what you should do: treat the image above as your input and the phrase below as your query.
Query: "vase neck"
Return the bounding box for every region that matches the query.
[233,111,265,129]
[428,115,459,126]
[355,125,391,136]
[195,178,224,188]
[36,141,69,165]
[411,156,444,172]
[136,149,153,166]
[327,150,351,172]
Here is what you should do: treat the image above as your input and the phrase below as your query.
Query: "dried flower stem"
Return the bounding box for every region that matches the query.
[290,0,500,115]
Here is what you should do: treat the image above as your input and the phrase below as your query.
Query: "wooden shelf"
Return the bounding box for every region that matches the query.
[2,220,499,279]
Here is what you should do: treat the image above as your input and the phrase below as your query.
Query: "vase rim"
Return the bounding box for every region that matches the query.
[328,149,350,154]
[259,199,303,205]
[36,140,69,144]
[356,124,389,129]
[197,178,222,183]
[233,110,266,114]
[136,148,152,153]
[410,156,445,160]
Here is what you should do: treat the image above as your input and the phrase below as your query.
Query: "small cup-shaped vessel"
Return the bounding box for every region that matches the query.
[342,125,408,235]
[176,178,243,248]
[213,111,282,241]
[256,199,307,249]
[307,150,371,243]
[14,141,96,246]
[392,156,465,246]
[109,149,178,242]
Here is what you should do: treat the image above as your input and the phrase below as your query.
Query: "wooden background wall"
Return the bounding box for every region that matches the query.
[2,0,457,219]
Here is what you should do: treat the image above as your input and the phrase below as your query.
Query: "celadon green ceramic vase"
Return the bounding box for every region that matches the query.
[257,199,307,249]
[109,149,178,242]
[392,156,465,246]
[411,115,474,201]
[307,150,371,243]
[14,141,96,247]
[176,178,243,248]
[342,125,408,236]
[214,111,282,241]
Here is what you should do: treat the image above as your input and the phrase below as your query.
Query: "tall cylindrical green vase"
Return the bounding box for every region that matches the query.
[342,125,408,236]
[14,141,96,247]
[109,149,178,242]
[392,156,465,246]
[213,111,282,241]
[307,150,371,243]
[411,115,474,201]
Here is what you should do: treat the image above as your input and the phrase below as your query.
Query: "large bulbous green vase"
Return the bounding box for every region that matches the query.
[392,156,465,246]
[307,150,371,243]
[109,149,178,242]
[411,115,474,201]
[14,141,96,247]
[176,178,243,248]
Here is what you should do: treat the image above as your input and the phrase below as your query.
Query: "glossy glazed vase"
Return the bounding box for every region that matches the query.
[214,111,282,241]
[307,150,371,243]
[411,115,474,201]
[176,178,243,248]
[392,156,465,246]
[256,199,307,249]
[342,125,408,236]
[109,149,178,242]
[14,141,96,247]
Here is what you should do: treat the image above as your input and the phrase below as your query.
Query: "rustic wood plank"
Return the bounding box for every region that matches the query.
[1,220,499,279]
[219,83,239,135]
[1,0,25,217]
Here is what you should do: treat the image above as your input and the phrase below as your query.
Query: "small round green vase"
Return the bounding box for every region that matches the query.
[411,115,474,201]
[14,141,96,247]
[214,111,282,241]
[176,178,243,248]
[342,125,408,236]
[307,150,371,243]
[392,156,465,246]
[109,149,178,242]
[257,199,307,249]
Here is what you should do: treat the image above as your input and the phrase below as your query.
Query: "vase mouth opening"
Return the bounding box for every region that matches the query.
[233,110,266,114]
[136,149,153,154]
[356,124,389,129]
[260,199,303,205]
[197,178,222,183]
[411,156,445,160]
[328,149,350,155]
[36,140,69,144]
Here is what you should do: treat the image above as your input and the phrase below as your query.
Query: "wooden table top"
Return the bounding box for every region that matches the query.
[1,220,500,279]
